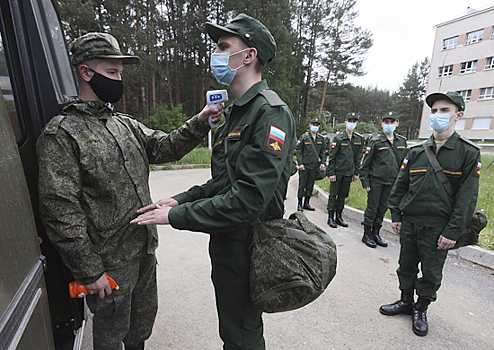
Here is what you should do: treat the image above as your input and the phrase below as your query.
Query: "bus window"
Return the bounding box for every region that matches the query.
[0,36,21,142]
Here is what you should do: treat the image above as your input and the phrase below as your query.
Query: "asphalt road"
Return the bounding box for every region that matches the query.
[83,168,494,349]
[144,168,494,350]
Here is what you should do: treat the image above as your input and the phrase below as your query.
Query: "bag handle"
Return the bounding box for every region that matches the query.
[424,145,454,197]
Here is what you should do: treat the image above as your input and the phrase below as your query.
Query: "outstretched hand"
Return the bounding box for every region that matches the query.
[131,198,178,225]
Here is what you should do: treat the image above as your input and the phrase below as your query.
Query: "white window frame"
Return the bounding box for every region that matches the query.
[457,90,472,101]
[471,117,491,130]
[485,57,494,70]
[479,87,494,100]
[442,36,458,50]
[455,118,466,130]
[466,29,484,44]
[438,65,453,77]
[460,60,477,74]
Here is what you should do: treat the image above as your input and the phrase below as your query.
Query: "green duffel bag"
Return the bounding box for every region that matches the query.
[452,210,488,250]
[249,212,337,313]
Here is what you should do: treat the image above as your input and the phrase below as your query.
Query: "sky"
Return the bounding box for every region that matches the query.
[345,1,494,93]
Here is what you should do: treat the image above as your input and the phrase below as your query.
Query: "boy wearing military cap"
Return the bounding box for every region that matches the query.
[380,92,480,337]
[360,112,407,248]
[37,32,222,350]
[132,14,296,349]
[326,113,364,228]
[295,118,326,211]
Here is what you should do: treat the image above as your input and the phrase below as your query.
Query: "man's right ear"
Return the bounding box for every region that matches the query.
[78,64,93,82]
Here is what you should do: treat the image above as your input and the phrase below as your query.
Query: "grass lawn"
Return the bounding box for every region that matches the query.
[317,154,494,250]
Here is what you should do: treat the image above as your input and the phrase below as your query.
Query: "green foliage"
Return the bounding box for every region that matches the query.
[143,104,188,133]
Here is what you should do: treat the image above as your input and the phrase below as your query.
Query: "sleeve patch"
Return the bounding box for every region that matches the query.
[475,161,481,177]
[400,158,408,171]
[263,124,286,157]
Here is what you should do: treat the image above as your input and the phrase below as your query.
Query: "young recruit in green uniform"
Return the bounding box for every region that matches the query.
[37,33,221,350]
[360,112,407,248]
[380,91,481,337]
[295,118,326,211]
[131,14,296,350]
[326,112,364,228]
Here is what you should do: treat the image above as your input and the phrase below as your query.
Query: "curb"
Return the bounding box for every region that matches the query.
[314,184,494,271]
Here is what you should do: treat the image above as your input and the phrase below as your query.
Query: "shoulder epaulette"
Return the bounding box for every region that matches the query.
[395,133,407,140]
[43,115,66,135]
[409,141,426,148]
[354,132,363,137]
[459,135,482,150]
[259,89,286,107]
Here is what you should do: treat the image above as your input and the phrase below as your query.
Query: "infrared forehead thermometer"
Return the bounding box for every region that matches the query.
[206,90,228,128]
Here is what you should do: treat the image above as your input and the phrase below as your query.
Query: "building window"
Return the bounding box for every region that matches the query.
[442,36,458,49]
[471,117,491,130]
[460,60,477,74]
[485,57,494,70]
[438,65,453,77]
[465,29,484,44]
[456,118,466,130]
[492,26,494,39]
[479,87,494,100]
[457,90,472,101]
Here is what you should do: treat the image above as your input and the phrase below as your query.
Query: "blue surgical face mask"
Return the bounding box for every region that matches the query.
[310,125,319,133]
[346,122,357,131]
[210,48,249,86]
[429,113,455,132]
[383,124,396,134]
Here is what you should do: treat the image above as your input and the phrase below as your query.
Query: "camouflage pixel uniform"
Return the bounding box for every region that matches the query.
[37,100,210,350]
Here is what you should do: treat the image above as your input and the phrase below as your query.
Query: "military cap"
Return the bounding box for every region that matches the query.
[310,118,321,124]
[345,112,359,120]
[426,91,465,112]
[382,111,399,121]
[205,13,276,65]
[70,32,140,66]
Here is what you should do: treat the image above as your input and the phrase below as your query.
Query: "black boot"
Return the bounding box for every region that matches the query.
[327,210,337,228]
[379,291,414,316]
[335,209,348,227]
[303,197,315,211]
[362,225,376,248]
[297,198,303,212]
[373,224,388,247]
[412,298,430,336]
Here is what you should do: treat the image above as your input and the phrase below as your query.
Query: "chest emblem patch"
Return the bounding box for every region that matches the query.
[365,146,371,154]
[401,158,408,171]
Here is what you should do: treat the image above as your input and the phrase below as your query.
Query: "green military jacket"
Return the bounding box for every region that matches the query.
[168,80,296,252]
[37,100,209,284]
[327,130,364,177]
[360,132,408,187]
[388,132,481,241]
[295,132,326,169]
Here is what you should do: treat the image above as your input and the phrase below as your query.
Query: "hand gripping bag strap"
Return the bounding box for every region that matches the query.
[424,145,454,196]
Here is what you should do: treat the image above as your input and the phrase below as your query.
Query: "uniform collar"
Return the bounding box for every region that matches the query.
[60,99,113,121]
[233,80,269,107]
[426,131,459,150]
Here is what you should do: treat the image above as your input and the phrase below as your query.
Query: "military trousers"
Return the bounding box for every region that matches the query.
[362,181,392,227]
[327,175,353,211]
[86,254,158,350]
[210,240,265,350]
[397,220,449,302]
[297,167,316,198]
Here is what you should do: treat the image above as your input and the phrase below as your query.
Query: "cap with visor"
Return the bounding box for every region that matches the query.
[426,91,465,112]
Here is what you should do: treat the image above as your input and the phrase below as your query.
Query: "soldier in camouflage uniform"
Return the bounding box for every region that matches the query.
[360,112,407,248]
[131,14,296,350]
[326,113,364,228]
[36,33,222,350]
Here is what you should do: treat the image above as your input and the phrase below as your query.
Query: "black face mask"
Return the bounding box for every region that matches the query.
[88,68,124,103]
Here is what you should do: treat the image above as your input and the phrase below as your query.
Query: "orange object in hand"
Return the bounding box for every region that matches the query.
[69,274,119,298]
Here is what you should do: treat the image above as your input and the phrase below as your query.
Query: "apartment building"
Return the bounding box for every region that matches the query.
[419,5,494,141]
